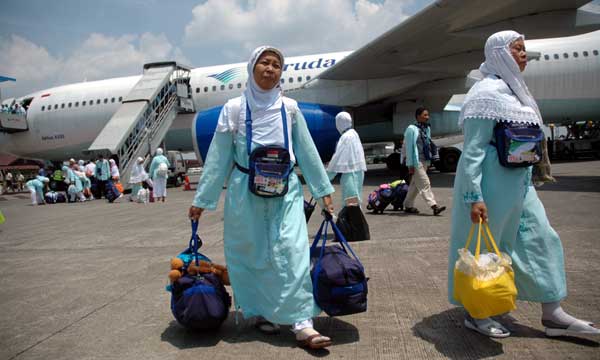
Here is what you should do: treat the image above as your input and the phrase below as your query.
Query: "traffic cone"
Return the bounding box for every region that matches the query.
[183,175,191,191]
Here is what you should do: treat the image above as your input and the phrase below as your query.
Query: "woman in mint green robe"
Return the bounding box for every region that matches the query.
[448,30,598,338]
[447,118,566,304]
[189,46,335,348]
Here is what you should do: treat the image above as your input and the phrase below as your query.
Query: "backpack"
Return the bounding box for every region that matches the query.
[310,218,368,316]
[157,162,169,177]
[168,221,231,330]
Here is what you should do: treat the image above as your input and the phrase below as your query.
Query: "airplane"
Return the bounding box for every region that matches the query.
[1,0,599,176]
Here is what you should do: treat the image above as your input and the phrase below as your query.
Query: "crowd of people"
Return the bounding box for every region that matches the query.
[24,149,170,205]
[1,102,27,114]
[0,171,26,193]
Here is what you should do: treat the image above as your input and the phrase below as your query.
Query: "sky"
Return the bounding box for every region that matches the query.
[0,0,432,98]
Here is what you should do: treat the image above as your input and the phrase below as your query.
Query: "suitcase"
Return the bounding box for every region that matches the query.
[366,184,393,214]
[390,180,409,211]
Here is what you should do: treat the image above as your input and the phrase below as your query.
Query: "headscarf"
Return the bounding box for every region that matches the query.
[156,148,163,156]
[129,157,148,184]
[244,46,284,112]
[328,112,367,173]
[109,159,120,178]
[78,160,85,168]
[460,30,553,184]
[459,30,542,127]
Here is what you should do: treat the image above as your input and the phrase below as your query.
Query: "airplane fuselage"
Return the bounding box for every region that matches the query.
[1,31,599,161]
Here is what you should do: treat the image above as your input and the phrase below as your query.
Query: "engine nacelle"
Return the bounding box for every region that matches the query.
[193,102,342,163]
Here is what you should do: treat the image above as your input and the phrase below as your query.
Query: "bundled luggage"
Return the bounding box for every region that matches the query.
[366,183,394,214]
[335,206,370,242]
[453,220,517,319]
[389,180,409,211]
[104,181,121,203]
[310,218,368,316]
[44,191,66,204]
[167,221,232,330]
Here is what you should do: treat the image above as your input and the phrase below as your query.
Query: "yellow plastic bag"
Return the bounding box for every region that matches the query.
[453,220,517,319]
[0,210,5,224]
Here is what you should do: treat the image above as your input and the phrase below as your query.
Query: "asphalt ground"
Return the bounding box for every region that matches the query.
[1,160,599,360]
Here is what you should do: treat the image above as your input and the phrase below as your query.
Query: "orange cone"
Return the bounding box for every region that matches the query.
[183,175,191,191]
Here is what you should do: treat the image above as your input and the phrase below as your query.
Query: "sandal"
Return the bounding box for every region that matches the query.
[297,334,332,349]
[404,207,419,214]
[543,319,600,337]
[254,317,280,335]
[464,315,510,338]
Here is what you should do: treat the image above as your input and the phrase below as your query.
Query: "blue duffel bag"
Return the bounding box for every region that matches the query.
[310,217,368,316]
[167,221,231,330]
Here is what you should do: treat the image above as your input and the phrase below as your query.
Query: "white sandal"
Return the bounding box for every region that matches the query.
[543,319,600,337]
[464,315,511,338]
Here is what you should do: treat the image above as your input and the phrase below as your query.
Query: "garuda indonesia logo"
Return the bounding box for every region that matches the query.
[208,67,244,84]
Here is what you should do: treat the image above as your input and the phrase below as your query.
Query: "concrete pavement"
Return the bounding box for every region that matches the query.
[1,160,599,359]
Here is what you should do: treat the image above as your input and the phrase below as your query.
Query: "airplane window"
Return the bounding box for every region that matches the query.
[563,53,569,58]
[280,78,285,84]
[212,86,217,92]
[97,99,101,104]
[204,87,208,92]
[289,77,293,83]
[553,54,559,60]
[298,77,302,82]
[82,101,86,106]
[41,106,45,111]
[229,84,233,90]
[583,51,589,57]
[544,55,550,60]
[111,97,115,103]
[594,50,599,56]
[68,103,72,108]
[54,104,58,110]
[306,75,311,81]
[118,97,122,102]
[75,102,79,107]
[220,85,225,91]
[573,52,578,58]
[61,104,65,109]
[104,98,108,104]
[237,83,241,89]
[196,87,200,93]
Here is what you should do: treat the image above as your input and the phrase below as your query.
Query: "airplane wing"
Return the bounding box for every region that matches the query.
[318,0,598,82]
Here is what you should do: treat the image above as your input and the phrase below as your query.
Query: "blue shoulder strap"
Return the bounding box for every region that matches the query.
[245,103,289,155]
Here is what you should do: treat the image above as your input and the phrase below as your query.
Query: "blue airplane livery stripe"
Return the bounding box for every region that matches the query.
[208,67,244,84]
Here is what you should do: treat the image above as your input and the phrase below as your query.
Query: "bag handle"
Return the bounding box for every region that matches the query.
[464,219,501,260]
[188,220,204,266]
[310,218,363,267]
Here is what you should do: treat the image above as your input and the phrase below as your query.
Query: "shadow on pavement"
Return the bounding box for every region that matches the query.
[412,308,504,359]
[537,176,600,193]
[161,313,359,356]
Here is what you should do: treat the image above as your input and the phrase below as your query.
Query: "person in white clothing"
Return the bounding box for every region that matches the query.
[149,148,170,202]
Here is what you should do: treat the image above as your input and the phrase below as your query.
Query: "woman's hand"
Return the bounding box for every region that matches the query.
[188,206,204,221]
[470,202,488,223]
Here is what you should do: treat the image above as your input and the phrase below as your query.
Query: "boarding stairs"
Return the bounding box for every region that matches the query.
[86,62,195,188]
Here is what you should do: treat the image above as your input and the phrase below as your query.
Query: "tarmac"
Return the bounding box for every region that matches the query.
[1,160,599,360]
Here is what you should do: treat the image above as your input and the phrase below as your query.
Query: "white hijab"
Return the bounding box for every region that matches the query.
[244,46,284,112]
[459,30,542,127]
[129,157,148,183]
[327,112,367,173]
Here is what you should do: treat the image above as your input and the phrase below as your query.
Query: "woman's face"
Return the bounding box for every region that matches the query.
[510,38,527,72]
[253,51,282,90]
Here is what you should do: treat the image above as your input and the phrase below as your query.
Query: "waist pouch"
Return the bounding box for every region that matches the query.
[248,145,291,197]
[493,122,543,168]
